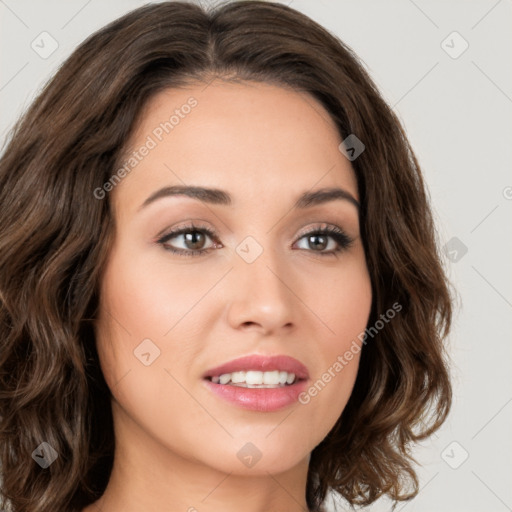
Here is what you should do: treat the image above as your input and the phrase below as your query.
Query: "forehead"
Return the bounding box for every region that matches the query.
[113,80,358,213]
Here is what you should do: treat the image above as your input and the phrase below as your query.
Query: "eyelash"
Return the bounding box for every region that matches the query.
[156,222,354,258]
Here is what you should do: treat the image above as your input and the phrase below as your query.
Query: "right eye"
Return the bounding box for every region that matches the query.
[156,223,221,257]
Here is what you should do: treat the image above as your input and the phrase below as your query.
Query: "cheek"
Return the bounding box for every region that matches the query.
[97,244,222,342]
[298,254,372,440]
[94,245,224,403]
[314,250,373,346]
[94,256,204,442]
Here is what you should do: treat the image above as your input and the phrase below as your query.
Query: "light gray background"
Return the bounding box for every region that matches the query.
[1,1,511,511]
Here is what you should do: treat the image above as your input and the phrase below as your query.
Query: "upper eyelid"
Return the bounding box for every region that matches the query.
[158,222,347,236]
[157,223,216,242]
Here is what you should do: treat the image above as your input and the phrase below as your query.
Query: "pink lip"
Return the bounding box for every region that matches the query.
[202,354,310,412]
[202,354,309,380]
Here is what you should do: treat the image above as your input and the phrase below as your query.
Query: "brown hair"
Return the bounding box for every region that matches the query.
[0,1,454,511]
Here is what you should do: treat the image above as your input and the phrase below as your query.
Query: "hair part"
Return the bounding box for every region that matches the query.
[0,2,454,511]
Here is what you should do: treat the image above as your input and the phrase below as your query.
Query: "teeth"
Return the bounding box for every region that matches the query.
[246,371,263,385]
[263,370,280,385]
[231,371,245,384]
[218,374,230,385]
[210,370,297,387]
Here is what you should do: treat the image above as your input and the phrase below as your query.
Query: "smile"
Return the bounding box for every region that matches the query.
[202,354,310,411]
[207,370,298,387]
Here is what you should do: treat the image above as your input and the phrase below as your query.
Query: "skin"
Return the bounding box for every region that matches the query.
[83,80,372,512]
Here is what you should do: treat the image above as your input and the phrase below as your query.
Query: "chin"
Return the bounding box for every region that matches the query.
[196,436,311,476]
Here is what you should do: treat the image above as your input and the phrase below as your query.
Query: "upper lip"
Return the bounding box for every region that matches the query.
[203,354,309,380]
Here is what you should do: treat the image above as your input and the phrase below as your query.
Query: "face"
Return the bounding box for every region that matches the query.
[95,80,372,476]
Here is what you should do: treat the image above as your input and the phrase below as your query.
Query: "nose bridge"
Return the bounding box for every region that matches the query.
[237,235,290,300]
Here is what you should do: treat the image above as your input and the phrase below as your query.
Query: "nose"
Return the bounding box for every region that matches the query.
[226,246,297,335]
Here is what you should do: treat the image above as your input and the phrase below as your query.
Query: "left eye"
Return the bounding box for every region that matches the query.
[295,232,340,252]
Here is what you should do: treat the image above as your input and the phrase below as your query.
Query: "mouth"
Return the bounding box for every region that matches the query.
[205,369,301,388]
[202,353,309,384]
[202,354,309,412]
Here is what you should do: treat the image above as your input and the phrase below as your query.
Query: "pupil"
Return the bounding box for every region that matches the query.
[185,231,204,250]
[310,234,327,250]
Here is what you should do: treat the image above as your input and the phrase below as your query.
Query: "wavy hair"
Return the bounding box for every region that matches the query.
[0,1,454,511]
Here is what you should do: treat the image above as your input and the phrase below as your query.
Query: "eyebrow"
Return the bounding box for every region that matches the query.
[138,185,360,211]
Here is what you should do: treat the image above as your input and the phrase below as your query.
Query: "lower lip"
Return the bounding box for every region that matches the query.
[203,379,309,412]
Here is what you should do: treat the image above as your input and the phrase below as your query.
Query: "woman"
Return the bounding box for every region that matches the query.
[0,2,454,511]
